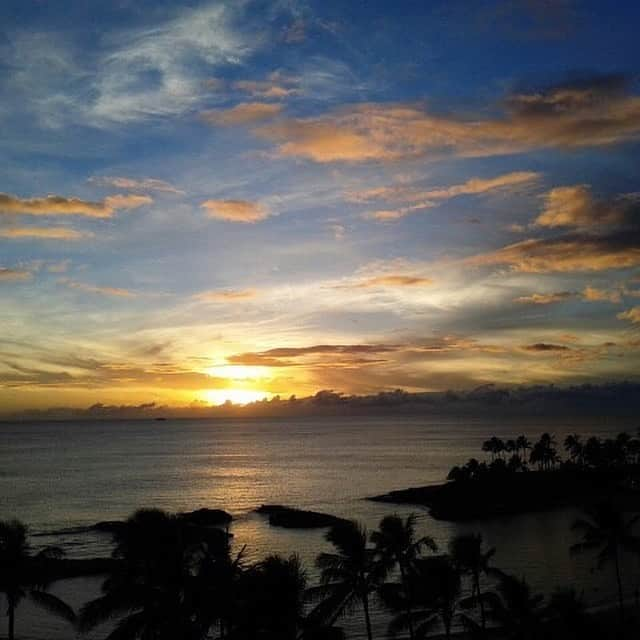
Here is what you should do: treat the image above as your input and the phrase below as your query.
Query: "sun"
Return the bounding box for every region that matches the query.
[205,365,269,380]
[200,388,270,406]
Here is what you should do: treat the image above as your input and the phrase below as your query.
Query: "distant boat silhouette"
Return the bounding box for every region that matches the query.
[155,417,167,421]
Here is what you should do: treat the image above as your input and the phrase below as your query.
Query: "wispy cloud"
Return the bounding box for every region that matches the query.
[467,233,640,273]
[201,199,270,223]
[535,185,639,230]
[352,275,434,288]
[88,176,183,194]
[582,286,622,303]
[58,279,137,297]
[202,102,283,125]
[515,291,574,305]
[256,77,640,162]
[0,267,32,282]
[617,306,640,324]
[0,193,152,218]
[0,227,92,240]
[194,289,257,302]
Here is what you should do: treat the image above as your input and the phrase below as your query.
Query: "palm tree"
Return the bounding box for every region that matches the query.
[232,554,307,640]
[449,533,495,632]
[308,521,383,640]
[386,555,469,640]
[371,515,437,640]
[546,587,591,639]
[563,434,583,465]
[0,519,76,640]
[570,502,640,621]
[78,509,199,640]
[486,572,545,640]
[515,435,530,461]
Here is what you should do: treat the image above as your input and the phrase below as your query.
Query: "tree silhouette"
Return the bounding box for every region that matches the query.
[570,502,640,622]
[563,434,583,465]
[308,521,383,640]
[486,572,545,640]
[78,509,201,639]
[385,555,471,640]
[449,533,495,632]
[371,514,437,640]
[546,587,592,639]
[0,519,76,640]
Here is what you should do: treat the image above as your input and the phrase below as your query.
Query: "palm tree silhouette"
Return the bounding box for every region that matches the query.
[235,554,307,639]
[563,434,583,465]
[78,509,200,639]
[570,502,640,621]
[449,533,495,632]
[486,572,545,640]
[308,521,383,640]
[0,519,76,640]
[386,555,470,640]
[546,587,591,639]
[371,514,437,640]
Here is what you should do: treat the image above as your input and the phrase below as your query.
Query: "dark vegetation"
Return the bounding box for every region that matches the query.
[2,430,640,638]
[256,505,348,529]
[371,431,640,520]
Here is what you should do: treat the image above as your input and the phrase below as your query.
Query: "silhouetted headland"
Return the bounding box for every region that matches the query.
[256,504,348,528]
[370,431,640,520]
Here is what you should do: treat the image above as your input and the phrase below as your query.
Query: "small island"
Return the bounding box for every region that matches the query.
[370,431,640,520]
[256,504,348,528]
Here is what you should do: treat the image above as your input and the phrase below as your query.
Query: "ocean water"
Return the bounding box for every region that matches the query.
[1,415,638,639]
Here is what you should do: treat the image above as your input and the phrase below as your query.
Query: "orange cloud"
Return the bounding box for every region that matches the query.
[582,286,622,303]
[201,199,270,223]
[0,267,32,282]
[467,234,640,273]
[233,80,298,99]
[356,171,540,221]
[255,79,640,162]
[354,275,434,288]
[0,192,152,218]
[515,291,574,305]
[617,306,640,324]
[0,227,93,240]
[523,343,571,352]
[202,102,283,125]
[194,289,257,302]
[535,185,638,229]
[59,279,137,297]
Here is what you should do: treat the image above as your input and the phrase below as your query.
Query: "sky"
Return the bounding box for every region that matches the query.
[1,0,640,411]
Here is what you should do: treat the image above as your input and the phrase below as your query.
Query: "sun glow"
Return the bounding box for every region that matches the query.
[200,388,270,406]
[206,365,269,380]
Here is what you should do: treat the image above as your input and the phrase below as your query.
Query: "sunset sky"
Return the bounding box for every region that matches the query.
[1,0,640,411]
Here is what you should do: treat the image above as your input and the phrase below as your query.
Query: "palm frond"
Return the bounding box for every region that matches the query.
[29,590,76,623]
[105,611,147,640]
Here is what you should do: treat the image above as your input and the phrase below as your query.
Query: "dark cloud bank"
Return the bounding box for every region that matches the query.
[5,382,640,421]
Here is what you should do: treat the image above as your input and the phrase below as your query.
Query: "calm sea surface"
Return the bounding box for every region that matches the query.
[1,415,638,639]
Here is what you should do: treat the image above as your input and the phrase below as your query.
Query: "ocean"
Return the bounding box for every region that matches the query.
[1,414,637,639]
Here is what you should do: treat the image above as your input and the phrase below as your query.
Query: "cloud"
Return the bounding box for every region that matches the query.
[194,289,257,303]
[233,73,300,99]
[201,199,270,223]
[228,343,400,367]
[202,102,283,125]
[617,306,640,324]
[467,232,640,273]
[255,77,640,162]
[0,227,92,240]
[46,260,71,273]
[58,279,136,297]
[0,267,32,282]
[354,275,434,288]
[523,343,571,352]
[89,176,183,194]
[515,291,574,305]
[582,286,622,303]
[535,185,639,229]
[354,171,541,221]
[89,3,250,124]
[0,193,152,218]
